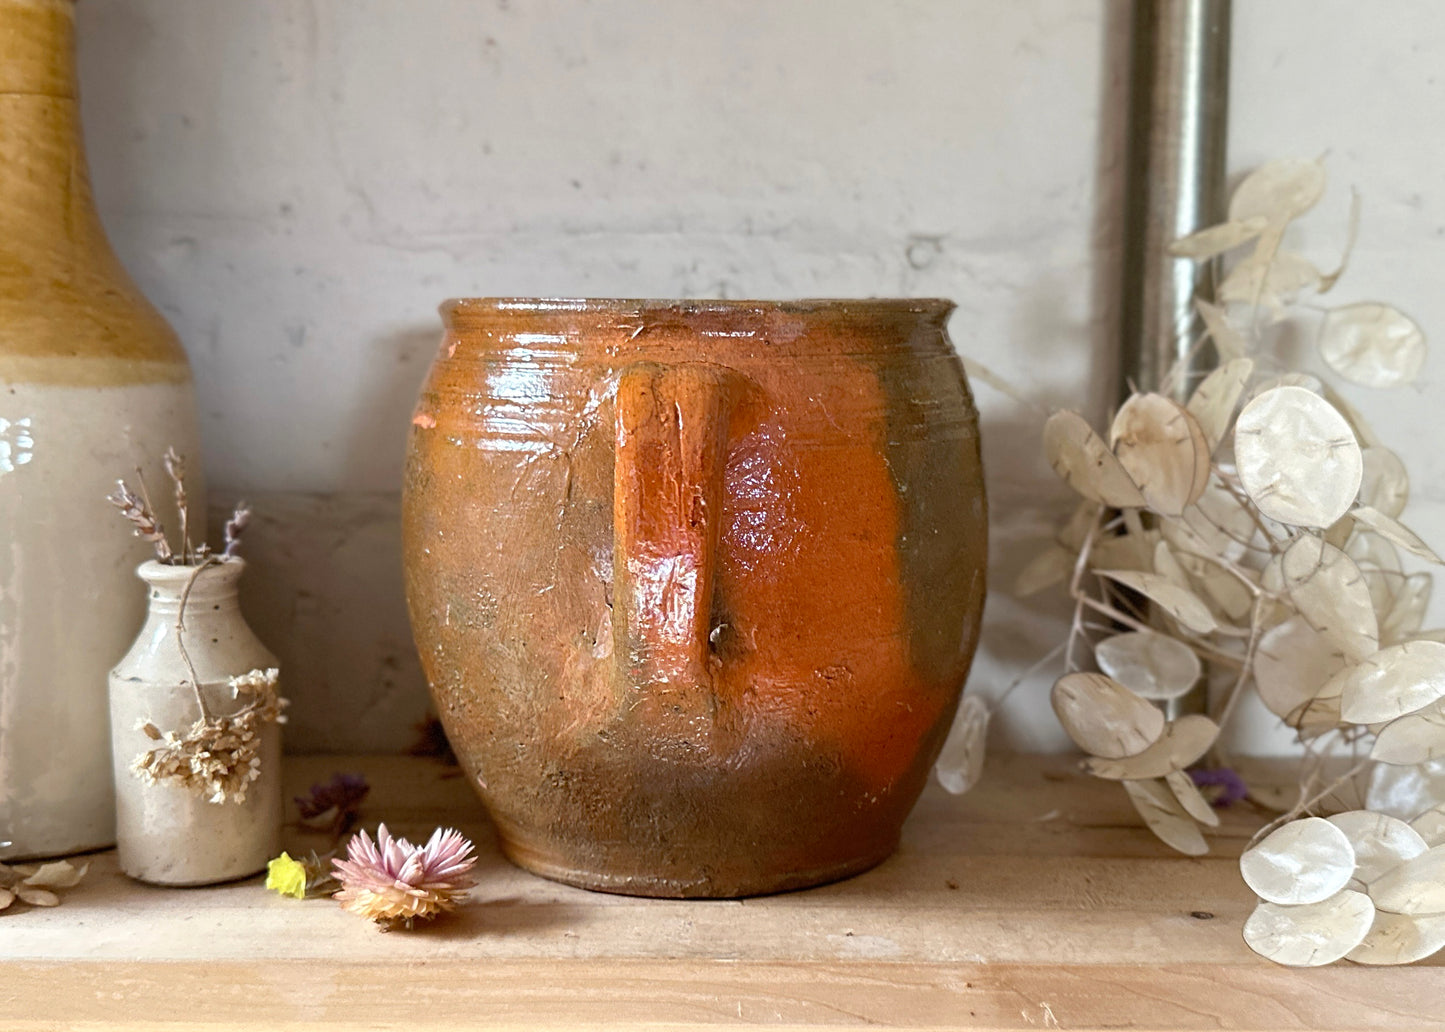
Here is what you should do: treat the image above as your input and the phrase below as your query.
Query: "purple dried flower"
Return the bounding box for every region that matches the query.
[1190,766,1249,807]
[295,772,370,839]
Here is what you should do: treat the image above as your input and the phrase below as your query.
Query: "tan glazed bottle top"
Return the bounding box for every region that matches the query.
[0,0,190,386]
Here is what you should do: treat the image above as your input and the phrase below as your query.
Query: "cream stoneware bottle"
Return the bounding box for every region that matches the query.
[0,0,203,859]
[109,559,281,885]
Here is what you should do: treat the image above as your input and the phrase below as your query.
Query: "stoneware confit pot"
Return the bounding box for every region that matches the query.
[402,298,986,897]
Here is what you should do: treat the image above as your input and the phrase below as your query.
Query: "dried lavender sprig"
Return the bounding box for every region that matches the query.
[223,502,251,558]
[163,446,190,564]
[106,479,173,562]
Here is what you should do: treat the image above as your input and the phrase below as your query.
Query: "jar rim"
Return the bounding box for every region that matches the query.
[136,557,245,586]
[440,296,955,326]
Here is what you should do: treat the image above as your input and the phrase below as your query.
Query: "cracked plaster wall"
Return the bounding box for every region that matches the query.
[71,0,1445,753]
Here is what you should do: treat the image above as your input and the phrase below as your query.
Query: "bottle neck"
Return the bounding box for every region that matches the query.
[0,0,108,265]
[0,0,76,98]
[138,561,247,621]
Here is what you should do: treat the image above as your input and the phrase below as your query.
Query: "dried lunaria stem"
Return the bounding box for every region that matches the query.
[1019,158,1445,966]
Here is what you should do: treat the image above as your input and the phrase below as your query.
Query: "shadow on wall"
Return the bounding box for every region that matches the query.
[339,325,443,490]
[212,490,431,754]
[960,4,1133,754]
[210,323,441,754]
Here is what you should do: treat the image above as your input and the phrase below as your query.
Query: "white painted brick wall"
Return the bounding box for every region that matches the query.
[74,1,1445,752]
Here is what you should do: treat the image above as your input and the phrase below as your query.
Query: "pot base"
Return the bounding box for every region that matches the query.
[498,835,900,899]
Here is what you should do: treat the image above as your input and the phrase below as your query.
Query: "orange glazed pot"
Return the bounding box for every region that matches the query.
[402,298,986,897]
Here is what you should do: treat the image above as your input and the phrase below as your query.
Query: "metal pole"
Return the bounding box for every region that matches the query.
[1120,0,1231,402]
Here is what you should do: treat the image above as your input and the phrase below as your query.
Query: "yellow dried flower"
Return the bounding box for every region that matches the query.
[266,852,308,899]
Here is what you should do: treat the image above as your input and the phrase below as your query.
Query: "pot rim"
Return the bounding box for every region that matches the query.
[440,296,955,326]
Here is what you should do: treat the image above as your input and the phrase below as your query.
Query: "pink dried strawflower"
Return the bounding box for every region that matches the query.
[332,824,477,929]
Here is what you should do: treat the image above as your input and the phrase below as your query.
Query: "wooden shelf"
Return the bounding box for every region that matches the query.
[2,753,1438,1030]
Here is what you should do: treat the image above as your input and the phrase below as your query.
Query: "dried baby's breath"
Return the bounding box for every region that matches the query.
[132,668,287,804]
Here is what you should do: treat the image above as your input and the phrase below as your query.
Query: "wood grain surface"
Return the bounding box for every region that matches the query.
[1,753,1439,1030]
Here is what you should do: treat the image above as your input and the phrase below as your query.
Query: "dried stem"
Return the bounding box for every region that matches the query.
[1249,756,1373,847]
[175,557,221,721]
[163,447,190,565]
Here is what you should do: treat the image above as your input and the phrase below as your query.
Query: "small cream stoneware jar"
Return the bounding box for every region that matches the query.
[108,559,281,886]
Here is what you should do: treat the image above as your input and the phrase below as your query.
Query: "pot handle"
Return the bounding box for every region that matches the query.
[612,361,735,739]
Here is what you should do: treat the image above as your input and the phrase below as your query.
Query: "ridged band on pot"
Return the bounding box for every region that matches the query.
[403,298,986,897]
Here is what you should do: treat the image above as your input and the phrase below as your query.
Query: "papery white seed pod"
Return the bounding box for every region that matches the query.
[1368,845,1445,915]
[1122,778,1208,856]
[1234,387,1362,529]
[1050,673,1165,760]
[1043,410,1146,509]
[1346,909,1445,966]
[1109,394,1211,518]
[1318,303,1426,390]
[1094,630,1202,702]
[1083,715,1218,780]
[1243,890,1375,968]
[1240,817,1356,906]
[1229,158,1328,224]
[1341,641,1445,724]
[1325,810,1428,886]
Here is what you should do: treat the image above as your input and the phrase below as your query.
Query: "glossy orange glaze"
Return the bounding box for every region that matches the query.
[403,299,985,897]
